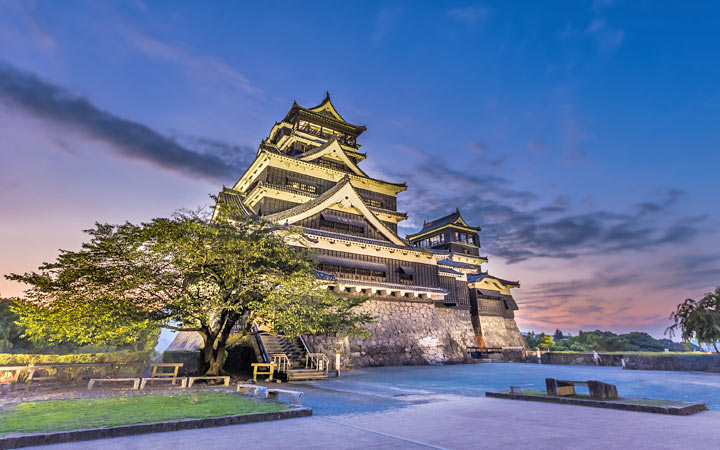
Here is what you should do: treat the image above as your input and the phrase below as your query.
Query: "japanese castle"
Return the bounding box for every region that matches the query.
[217,94,525,373]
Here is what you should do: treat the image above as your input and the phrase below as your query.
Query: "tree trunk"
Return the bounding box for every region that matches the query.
[713,341,719,353]
[201,311,241,375]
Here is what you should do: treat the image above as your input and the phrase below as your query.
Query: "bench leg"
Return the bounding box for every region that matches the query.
[180,378,187,388]
[140,379,147,390]
[290,393,303,405]
[88,380,95,391]
[267,391,278,401]
[224,377,230,386]
[133,379,140,390]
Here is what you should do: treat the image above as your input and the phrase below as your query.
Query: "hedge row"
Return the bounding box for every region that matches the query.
[0,351,151,366]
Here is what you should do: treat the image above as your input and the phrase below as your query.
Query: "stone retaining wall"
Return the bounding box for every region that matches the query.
[623,354,720,372]
[305,299,476,367]
[541,352,625,366]
[476,315,526,348]
[501,351,720,372]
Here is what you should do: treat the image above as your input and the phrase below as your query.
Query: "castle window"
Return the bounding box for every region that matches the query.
[315,255,387,281]
[320,213,365,235]
[316,158,350,173]
[398,266,415,282]
[366,198,383,208]
[285,177,317,194]
[429,234,444,246]
[455,232,476,245]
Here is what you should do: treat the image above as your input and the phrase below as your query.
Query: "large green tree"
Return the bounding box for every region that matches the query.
[7,202,371,374]
[667,287,720,353]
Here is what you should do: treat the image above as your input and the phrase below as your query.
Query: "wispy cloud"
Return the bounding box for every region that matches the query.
[0,63,254,182]
[124,30,261,95]
[374,144,707,264]
[447,7,489,25]
[585,19,625,51]
[372,7,403,44]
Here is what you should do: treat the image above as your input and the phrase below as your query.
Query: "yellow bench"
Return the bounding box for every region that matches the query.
[251,362,277,382]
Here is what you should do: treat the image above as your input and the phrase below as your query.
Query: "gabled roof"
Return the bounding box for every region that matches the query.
[407,209,480,240]
[437,259,479,269]
[296,138,367,177]
[467,272,520,287]
[283,92,367,135]
[263,175,406,246]
[214,187,256,219]
[307,92,350,123]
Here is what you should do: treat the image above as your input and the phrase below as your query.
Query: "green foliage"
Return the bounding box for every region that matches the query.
[0,299,33,353]
[527,329,699,353]
[539,334,554,350]
[161,351,203,376]
[667,287,720,352]
[0,351,149,366]
[0,392,286,435]
[6,200,372,375]
[524,332,548,349]
[0,298,158,354]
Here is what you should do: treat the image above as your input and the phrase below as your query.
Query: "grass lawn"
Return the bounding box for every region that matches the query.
[0,392,288,435]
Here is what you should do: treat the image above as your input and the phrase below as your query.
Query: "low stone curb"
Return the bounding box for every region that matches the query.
[0,406,312,449]
[485,391,706,415]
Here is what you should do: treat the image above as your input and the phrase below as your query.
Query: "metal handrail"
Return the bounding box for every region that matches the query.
[305,353,330,376]
[270,354,290,374]
[252,324,270,363]
[298,335,312,355]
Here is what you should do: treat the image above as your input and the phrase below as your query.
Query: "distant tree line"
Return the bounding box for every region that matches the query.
[524,329,700,352]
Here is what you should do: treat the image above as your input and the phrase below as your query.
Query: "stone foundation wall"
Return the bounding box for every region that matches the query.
[476,315,525,348]
[304,299,476,367]
[624,354,720,372]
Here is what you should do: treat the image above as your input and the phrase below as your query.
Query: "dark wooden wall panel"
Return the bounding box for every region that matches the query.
[316,248,440,287]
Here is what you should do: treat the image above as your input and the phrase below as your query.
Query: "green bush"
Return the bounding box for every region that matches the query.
[0,351,151,366]
[162,351,203,376]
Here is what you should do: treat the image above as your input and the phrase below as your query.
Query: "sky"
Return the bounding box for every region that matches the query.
[0,0,719,339]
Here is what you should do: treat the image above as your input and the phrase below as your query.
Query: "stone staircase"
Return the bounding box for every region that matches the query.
[258,333,328,381]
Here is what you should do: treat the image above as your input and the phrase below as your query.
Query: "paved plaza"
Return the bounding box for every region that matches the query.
[30,364,720,449]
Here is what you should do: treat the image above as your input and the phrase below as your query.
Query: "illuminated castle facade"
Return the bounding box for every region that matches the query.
[220,94,525,366]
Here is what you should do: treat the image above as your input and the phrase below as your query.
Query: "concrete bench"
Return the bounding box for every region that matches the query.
[187,376,230,388]
[267,388,303,404]
[237,383,268,399]
[140,377,187,389]
[88,378,140,390]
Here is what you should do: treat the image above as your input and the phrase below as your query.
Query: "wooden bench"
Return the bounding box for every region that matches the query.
[545,378,618,399]
[237,383,268,398]
[25,366,61,392]
[88,378,140,390]
[0,366,28,391]
[187,376,230,388]
[267,388,303,404]
[251,363,277,382]
[140,377,187,389]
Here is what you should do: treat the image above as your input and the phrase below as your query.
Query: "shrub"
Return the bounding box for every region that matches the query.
[162,351,203,376]
[0,351,151,366]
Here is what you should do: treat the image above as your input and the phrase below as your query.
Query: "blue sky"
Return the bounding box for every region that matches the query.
[1,0,719,338]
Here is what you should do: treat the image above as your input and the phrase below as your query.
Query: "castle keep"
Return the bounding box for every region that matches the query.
[219,94,525,367]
